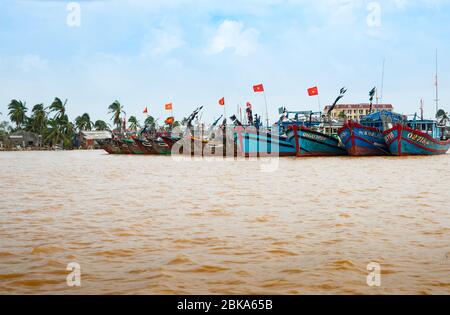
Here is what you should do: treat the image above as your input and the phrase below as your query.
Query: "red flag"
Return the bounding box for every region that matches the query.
[246,102,252,109]
[218,97,225,106]
[143,107,148,114]
[307,86,319,96]
[165,116,174,125]
[253,84,264,92]
[165,103,173,110]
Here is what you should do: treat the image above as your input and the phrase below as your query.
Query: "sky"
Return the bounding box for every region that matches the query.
[0,0,449,125]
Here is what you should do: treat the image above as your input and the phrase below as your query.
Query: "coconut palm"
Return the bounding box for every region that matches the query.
[49,97,67,120]
[127,116,139,131]
[94,120,109,131]
[108,100,125,129]
[27,104,47,137]
[74,113,93,131]
[144,115,156,127]
[8,99,28,129]
[45,116,74,148]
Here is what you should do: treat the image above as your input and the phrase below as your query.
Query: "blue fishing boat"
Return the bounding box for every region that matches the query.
[383,114,450,156]
[286,125,346,156]
[338,110,404,156]
[234,126,297,157]
[281,110,346,156]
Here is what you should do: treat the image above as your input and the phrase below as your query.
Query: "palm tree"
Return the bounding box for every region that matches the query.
[49,97,67,120]
[94,120,109,131]
[108,100,124,129]
[45,116,74,148]
[144,115,155,127]
[27,104,47,136]
[74,113,93,131]
[8,99,28,129]
[128,116,139,131]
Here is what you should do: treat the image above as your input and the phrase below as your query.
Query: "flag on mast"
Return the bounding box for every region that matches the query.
[218,97,225,106]
[307,86,319,96]
[165,103,173,111]
[143,107,148,114]
[253,84,264,93]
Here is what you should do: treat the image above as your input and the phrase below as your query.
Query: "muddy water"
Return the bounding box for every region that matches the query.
[0,151,449,294]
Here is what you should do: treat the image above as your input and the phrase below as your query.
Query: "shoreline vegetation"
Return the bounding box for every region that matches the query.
[0,98,180,150]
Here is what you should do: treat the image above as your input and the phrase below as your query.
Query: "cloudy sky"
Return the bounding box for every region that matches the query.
[0,0,449,124]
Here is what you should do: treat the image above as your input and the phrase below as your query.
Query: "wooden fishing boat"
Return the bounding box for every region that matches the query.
[234,126,296,157]
[122,139,144,154]
[112,139,132,154]
[99,139,120,154]
[338,111,404,156]
[286,125,346,156]
[151,138,171,155]
[133,138,158,155]
[383,119,450,156]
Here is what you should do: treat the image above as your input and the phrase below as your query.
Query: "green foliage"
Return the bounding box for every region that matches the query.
[94,120,109,131]
[128,116,139,131]
[8,99,28,129]
[75,113,93,131]
[108,100,124,128]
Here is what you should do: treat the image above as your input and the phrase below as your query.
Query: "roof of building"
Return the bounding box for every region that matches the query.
[324,103,393,110]
[81,131,112,140]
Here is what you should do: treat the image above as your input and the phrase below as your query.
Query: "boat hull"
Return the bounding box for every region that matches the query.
[383,124,450,156]
[151,140,171,155]
[133,138,158,155]
[338,121,389,156]
[286,126,347,156]
[234,127,296,157]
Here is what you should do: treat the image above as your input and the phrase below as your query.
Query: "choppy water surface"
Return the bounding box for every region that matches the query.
[0,151,449,294]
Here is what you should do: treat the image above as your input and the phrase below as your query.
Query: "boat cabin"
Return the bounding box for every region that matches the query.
[360,110,405,130]
[407,119,445,140]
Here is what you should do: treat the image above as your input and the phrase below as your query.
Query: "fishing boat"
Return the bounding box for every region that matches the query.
[133,137,158,154]
[99,139,120,154]
[383,112,450,156]
[382,50,450,156]
[151,138,172,155]
[338,110,404,156]
[122,138,144,154]
[233,126,296,157]
[283,110,347,156]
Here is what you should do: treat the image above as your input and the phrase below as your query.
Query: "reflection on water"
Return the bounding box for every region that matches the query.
[0,151,449,294]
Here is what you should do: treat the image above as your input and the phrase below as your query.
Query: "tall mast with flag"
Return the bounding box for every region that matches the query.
[253,83,269,127]
[218,97,226,125]
[307,86,320,113]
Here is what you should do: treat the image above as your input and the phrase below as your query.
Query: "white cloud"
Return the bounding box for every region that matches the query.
[207,20,259,56]
[143,28,185,56]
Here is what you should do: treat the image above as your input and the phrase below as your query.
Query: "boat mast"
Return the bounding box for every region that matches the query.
[434,49,439,114]
[379,58,385,105]
[420,98,424,120]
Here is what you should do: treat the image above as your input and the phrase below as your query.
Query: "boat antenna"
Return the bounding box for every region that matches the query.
[435,49,439,115]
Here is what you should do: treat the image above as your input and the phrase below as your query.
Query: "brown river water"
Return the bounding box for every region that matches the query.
[0,150,449,294]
